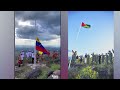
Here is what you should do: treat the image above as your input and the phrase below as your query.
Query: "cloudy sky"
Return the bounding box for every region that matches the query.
[15,11,60,47]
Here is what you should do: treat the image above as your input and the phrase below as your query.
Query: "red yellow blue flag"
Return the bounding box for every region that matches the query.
[36,37,50,55]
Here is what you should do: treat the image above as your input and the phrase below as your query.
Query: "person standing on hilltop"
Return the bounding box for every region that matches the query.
[101,53,105,64]
[26,51,29,63]
[108,50,113,64]
[20,50,24,65]
[87,54,90,65]
[91,53,95,65]
[85,53,87,64]
[71,50,77,67]
[105,53,108,64]
[31,51,34,64]
[52,51,58,60]
[28,50,32,61]
[79,55,83,63]
[98,54,101,64]
[17,54,22,67]
[36,52,39,63]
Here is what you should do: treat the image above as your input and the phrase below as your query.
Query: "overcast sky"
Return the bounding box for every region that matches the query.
[15,11,60,47]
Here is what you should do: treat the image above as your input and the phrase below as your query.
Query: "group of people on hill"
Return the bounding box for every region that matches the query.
[17,50,34,67]
[70,49,114,67]
[17,50,59,67]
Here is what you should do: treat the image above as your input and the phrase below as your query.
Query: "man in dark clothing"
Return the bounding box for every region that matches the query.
[85,53,87,64]
[108,50,113,64]
[105,53,108,64]
[101,53,105,64]
[98,54,101,64]
[79,56,82,63]
[87,54,90,65]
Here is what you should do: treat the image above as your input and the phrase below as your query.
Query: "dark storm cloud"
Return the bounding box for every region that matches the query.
[15,11,60,25]
[16,25,58,40]
[15,11,60,41]
[16,26,37,39]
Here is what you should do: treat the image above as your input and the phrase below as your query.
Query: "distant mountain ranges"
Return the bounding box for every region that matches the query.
[15,45,60,52]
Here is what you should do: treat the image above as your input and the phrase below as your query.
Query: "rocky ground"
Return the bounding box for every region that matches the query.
[15,63,60,79]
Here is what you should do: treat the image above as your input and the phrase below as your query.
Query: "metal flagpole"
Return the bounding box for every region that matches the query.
[34,19,36,65]
[76,25,81,41]
[69,25,81,69]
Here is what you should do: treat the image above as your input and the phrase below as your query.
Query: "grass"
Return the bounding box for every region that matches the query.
[50,64,60,71]
[37,67,49,79]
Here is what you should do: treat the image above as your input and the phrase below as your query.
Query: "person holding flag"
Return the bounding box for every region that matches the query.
[36,37,50,55]
[34,37,50,64]
[32,51,34,64]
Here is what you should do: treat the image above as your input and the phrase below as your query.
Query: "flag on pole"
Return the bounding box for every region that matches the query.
[81,22,91,28]
[36,37,50,55]
[77,22,91,40]
[38,51,43,55]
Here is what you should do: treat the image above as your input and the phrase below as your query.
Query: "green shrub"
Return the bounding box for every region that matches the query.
[50,64,60,71]
[36,66,50,79]
[75,66,98,79]
[37,70,48,79]
[68,68,80,79]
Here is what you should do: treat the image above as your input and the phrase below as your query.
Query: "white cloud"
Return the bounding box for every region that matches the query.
[18,20,34,27]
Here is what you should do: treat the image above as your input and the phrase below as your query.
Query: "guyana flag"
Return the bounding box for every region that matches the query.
[81,22,91,28]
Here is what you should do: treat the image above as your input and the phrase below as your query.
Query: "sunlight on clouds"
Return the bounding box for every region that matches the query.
[50,34,60,39]
[42,38,60,47]
[15,39,35,46]
[18,20,34,27]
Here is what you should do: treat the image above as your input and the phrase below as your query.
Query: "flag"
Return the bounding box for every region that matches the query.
[36,37,50,55]
[81,22,91,28]
[36,37,43,55]
[38,51,43,55]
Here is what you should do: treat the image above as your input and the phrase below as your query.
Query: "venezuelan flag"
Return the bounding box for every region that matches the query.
[36,37,50,55]
[38,51,43,55]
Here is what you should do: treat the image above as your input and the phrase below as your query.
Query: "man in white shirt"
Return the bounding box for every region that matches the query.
[29,50,32,57]
[26,51,29,63]
[20,50,24,64]
[26,51,29,58]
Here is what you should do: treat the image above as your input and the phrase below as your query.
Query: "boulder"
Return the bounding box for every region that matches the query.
[47,70,60,79]
[25,68,41,79]
[53,70,60,76]
[47,74,60,79]
[47,71,54,78]
[47,75,53,79]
